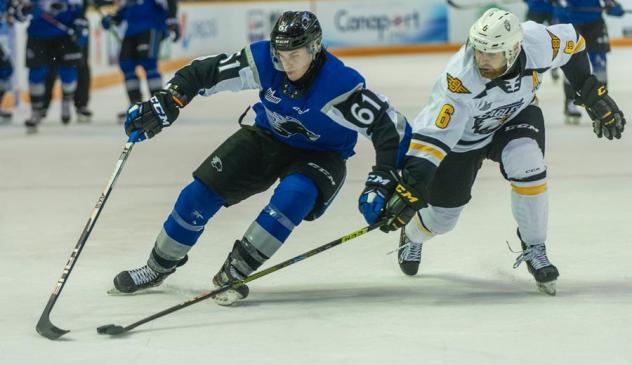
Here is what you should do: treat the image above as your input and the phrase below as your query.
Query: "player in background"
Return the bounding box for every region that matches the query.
[110,11,411,306]
[42,0,92,123]
[523,0,562,81]
[100,0,180,123]
[552,0,625,124]
[359,9,625,295]
[20,0,85,133]
[525,0,554,24]
[0,0,15,123]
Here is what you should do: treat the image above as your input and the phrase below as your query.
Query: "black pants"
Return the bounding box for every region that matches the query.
[193,125,347,221]
[426,105,546,208]
[43,39,90,110]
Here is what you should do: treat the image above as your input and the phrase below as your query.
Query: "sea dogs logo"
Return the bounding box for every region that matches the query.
[266,110,320,141]
[473,99,524,134]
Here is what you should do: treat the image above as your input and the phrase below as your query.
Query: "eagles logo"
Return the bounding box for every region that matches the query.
[472,99,524,134]
[547,30,560,60]
[447,73,471,94]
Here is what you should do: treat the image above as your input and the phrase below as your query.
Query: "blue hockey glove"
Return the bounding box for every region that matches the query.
[358,168,398,224]
[604,0,625,16]
[101,14,121,30]
[124,88,185,142]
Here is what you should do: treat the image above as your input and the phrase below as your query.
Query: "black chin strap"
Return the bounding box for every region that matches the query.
[282,50,327,99]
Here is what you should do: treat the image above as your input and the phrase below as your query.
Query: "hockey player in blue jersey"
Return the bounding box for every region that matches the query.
[0,0,14,123]
[524,0,554,24]
[100,0,180,122]
[21,0,85,133]
[552,0,625,124]
[110,11,411,305]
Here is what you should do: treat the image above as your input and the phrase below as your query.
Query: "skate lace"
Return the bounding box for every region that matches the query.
[512,244,551,270]
[399,239,422,262]
[129,266,161,285]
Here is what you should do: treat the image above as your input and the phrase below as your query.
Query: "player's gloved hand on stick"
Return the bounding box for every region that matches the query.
[604,0,625,16]
[125,86,187,142]
[380,180,426,232]
[358,167,398,224]
[577,76,626,140]
[100,14,121,30]
[166,18,181,42]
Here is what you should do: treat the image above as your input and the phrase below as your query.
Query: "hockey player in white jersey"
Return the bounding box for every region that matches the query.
[359,9,625,295]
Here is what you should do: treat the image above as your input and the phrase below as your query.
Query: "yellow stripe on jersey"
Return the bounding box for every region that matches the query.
[409,142,446,161]
[573,35,586,54]
[511,183,548,196]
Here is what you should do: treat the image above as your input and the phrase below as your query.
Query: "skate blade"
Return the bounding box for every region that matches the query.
[26,127,38,134]
[107,286,166,296]
[213,289,243,306]
[77,115,91,123]
[537,280,557,296]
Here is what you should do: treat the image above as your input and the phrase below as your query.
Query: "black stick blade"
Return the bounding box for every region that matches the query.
[36,315,69,340]
[97,324,126,335]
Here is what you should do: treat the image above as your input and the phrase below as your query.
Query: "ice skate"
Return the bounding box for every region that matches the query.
[398,228,423,276]
[564,100,581,125]
[61,100,71,125]
[212,249,250,306]
[514,232,559,296]
[0,109,11,124]
[109,255,188,294]
[76,107,93,123]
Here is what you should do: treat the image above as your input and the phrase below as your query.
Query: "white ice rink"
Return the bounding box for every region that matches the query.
[1,49,631,365]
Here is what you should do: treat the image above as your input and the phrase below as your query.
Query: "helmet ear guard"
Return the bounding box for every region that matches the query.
[468,8,523,70]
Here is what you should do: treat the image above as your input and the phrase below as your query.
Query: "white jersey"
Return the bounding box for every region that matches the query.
[408,21,585,167]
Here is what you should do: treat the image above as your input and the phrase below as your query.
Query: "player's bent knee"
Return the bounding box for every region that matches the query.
[501,138,546,181]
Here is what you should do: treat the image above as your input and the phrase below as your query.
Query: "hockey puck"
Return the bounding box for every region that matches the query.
[96,324,126,335]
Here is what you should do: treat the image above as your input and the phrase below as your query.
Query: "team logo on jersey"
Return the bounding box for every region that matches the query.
[293,106,310,115]
[499,76,522,93]
[446,73,471,94]
[265,88,282,104]
[477,100,492,111]
[563,40,575,54]
[547,30,560,60]
[266,110,320,141]
[211,156,223,172]
[472,99,524,134]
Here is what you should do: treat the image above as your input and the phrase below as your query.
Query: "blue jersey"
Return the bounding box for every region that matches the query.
[553,0,602,24]
[169,40,411,169]
[27,0,83,38]
[116,0,169,37]
[249,42,368,158]
[525,0,554,14]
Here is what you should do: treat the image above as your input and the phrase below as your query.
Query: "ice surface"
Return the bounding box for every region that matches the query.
[1,49,631,365]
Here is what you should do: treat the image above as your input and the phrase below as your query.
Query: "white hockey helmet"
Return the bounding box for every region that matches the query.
[468,8,523,69]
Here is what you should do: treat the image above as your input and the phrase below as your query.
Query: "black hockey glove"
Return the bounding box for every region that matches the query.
[124,85,188,141]
[577,76,626,140]
[380,181,426,233]
[358,167,399,225]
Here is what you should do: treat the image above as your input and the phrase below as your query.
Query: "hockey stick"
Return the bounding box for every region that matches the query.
[97,220,385,336]
[40,13,75,36]
[36,130,141,340]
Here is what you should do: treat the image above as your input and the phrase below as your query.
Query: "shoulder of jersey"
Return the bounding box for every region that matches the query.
[521,20,559,69]
[320,51,366,92]
[441,46,483,99]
